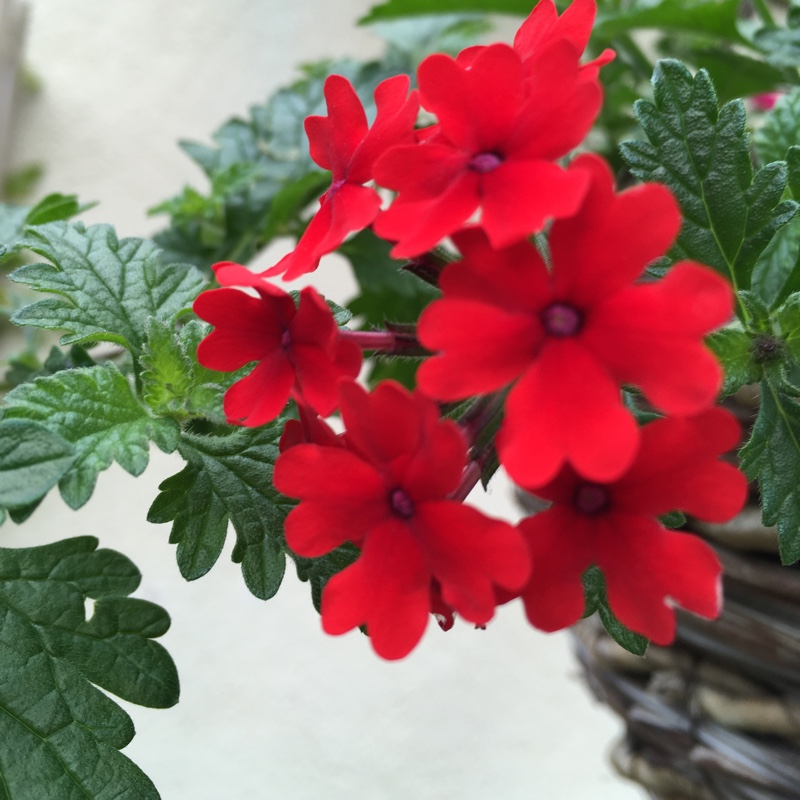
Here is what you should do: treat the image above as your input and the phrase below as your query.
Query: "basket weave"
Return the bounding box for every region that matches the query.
[572,488,800,799]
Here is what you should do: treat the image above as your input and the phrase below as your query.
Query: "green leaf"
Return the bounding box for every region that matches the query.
[360,0,528,22]
[0,536,178,799]
[621,60,798,293]
[754,88,800,167]
[776,291,800,363]
[593,0,744,43]
[25,193,93,226]
[753,7,800,68]
[147,423,295,600]
[740,376,800,564]
[581,566,649,655]
[751,216,800,310]
[706,325,761,396]
[11,221,206,355]
[0,203,30,257]
[0,419,76,508]
[2,365,180,509]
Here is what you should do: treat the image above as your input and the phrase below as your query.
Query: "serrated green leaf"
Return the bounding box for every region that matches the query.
[147,424,295,600]
[0,203,30,255]
[751,216,800,310]
[707,325,761,396]
[740,377,800,564]
[1,365,180,509]
[621,60,798,294]
[11,221,205,355]
[0,536,178,799]
[0,419,76,508]
[140,318,246,423]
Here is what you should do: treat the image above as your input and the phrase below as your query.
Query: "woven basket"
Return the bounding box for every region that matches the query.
[570,393,800,799]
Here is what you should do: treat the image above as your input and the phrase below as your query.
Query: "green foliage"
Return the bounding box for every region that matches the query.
[741,375,800,564]
[752,3,800,67]
[0,536,178,799]
[0,420,75,522]
[151,17,486,271]
[148,423,295,600]
[582,566,649,656]
[707,325,762,396]
[621,60,798,297]
[1,365,180,509]
[140,318,238,423]
[11,222,205,356]
[755,88,800,167]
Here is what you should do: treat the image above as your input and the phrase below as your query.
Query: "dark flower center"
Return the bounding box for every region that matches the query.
[389,487,415,519]
[280,329,292,349]
[573,483,610,515]
[541,302,583,337]
[469,152,503,174]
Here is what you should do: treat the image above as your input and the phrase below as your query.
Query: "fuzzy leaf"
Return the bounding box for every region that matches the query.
[707,325,761,396]
[147,423,295,600]
[0,536,178,799]
[0,419,76,509]
[1,365,180,509]
[140,319,254,424]
[293,544,360,613]
[11,221,205,355]
[740,376,800,564]
[621,60,798,291]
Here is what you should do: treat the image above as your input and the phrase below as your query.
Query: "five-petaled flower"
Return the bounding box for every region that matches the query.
[515,408,748,644]
[273,381,530,659]
[194,261,361,426]
[372,1,612,258]
[417,154,733,488]
[262,74,418,281]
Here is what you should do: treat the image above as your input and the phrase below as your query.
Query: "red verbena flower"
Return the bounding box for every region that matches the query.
[372,4,611,258]
[261,74,418,281]
[515,408,748,645]
[194,262,361,426]
[417,154,733,487]
[273,380,530,659]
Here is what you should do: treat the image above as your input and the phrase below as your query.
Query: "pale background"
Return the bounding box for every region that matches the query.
[4,1,643,798]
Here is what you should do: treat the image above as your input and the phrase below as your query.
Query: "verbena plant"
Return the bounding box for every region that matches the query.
[3,0,800,796]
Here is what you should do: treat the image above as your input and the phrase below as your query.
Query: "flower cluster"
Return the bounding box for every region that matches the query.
[193,0,747,659]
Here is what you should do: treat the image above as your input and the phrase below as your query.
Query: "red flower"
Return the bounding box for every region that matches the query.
[417,154,733,487]
[261,74,418,281]
[194,262,361,426]
[515,408,747,645]
[513,0,614,81]
[273,381,530,659]
[372,9,610,258]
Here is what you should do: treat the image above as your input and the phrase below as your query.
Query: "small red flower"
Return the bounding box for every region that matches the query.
[372,8,611,258]
[262,74,418,281]
[515,408,748,645]
[417,154,733,487]
[194,262,361,426]
[273,381,530,659]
